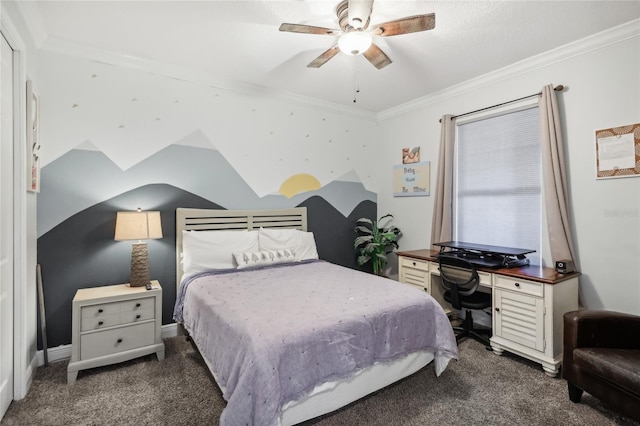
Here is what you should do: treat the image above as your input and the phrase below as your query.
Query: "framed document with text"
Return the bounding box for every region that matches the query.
[595,123,640,179]
[393,162,430,197]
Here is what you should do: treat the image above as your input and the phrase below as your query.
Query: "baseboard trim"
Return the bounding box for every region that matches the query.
[36,323,179,367]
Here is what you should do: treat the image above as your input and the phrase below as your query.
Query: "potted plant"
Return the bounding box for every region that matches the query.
[354,214,402,276]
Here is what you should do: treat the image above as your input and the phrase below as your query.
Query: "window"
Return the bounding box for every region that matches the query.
[454,107,541,265]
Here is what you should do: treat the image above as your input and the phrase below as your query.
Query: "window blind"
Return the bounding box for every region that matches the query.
[455,107,541,265]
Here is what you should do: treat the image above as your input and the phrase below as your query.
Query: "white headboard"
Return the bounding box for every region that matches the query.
[175,207,308,288]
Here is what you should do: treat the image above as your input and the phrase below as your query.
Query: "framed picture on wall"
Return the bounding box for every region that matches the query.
[402,146,421,164]
[26,80,40,193]
[393,161,430,197]
[595,123,640,179]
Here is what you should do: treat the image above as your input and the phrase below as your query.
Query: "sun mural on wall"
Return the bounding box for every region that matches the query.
[279,174,322,198]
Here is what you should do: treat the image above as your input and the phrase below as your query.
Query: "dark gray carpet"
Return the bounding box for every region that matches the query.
[2,336,638,425]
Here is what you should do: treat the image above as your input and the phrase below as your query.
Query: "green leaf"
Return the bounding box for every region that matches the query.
[353,214,402,275]
[354,225,373,235]
[354,235,373,247]
[356,217,373,226]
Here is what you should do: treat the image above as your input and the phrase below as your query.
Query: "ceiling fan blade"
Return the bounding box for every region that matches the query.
[363,43,392,69]
[307,46,341,68]
[371,13,435,37]
[279,23,339,36]
[348,0,373,29]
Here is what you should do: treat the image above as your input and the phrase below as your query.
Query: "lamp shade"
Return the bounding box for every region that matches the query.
[114,211,163,241]
[115,210,162,287]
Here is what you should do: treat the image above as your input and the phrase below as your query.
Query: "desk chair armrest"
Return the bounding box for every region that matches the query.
[563,310,640,351]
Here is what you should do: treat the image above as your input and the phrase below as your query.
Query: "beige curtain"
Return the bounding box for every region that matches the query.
[539,84,577,265]
[430,114,456,246]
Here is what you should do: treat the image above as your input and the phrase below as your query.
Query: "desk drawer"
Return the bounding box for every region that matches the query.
[399,257,429,290]
[494,275,543,297]
[80,322,155,360]
[399,257,429,272]
[431,262,492,287]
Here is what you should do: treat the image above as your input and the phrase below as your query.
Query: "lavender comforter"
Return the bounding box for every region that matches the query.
[174,260,457,426]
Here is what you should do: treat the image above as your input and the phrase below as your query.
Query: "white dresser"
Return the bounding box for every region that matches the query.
[67,281,165,384]
[397,249,579,377]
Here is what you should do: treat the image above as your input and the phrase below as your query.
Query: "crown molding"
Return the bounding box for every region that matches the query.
[1,4,26,51]
[21,10,640,123]
[12,0,47,48]
[39,37,377,122]
[377,18,640,121]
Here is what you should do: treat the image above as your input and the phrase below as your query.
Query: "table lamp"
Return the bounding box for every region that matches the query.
[114,208,163,287]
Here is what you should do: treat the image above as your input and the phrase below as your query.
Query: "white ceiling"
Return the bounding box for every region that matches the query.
[18,1,640,113]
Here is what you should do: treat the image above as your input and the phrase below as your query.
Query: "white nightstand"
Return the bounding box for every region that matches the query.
[67,281,165,384]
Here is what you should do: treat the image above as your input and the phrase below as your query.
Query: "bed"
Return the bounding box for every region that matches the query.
[173,207,457,425]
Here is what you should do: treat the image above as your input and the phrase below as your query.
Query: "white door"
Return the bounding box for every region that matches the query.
[0,32,15,420]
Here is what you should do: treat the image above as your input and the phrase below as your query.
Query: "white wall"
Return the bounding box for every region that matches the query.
[377,21,640,314]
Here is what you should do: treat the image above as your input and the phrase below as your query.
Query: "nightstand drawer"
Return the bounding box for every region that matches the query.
[80,321,155,360]
[81,297,155,327]
[120,297,154,313]
[81,313,120,331]
[82,302,119,319]
[494,275,543,297]
[120,308,154,324]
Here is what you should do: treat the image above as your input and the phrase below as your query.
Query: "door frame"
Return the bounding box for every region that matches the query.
[1,10,32,402]
[0,30,16,419]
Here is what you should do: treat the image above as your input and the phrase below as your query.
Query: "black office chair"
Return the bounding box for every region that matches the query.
[438,255,492,347]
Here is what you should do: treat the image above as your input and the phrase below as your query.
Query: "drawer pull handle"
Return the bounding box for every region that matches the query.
[98,308,103,313]
[514,283,521,287]
[117,338,123,344]
[495,308,500,313]
[412,262,416,266]
[98,321,104,326]
[136,314,141,319]
[136,303,141,308]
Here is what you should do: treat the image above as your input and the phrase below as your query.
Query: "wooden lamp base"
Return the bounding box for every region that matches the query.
[130,242,150,287]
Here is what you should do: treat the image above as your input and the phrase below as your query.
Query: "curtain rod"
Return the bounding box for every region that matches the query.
[439,84,564,123]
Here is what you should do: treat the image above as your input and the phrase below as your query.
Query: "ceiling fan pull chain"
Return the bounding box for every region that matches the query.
[353,58,360,103]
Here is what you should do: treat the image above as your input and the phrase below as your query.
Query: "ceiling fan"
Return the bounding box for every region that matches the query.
[279,0,435,69]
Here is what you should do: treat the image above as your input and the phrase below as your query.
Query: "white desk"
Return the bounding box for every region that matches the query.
[397,249,580,377]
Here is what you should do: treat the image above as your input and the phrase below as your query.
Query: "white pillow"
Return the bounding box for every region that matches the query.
[233,249,297,269]
[258,228,319,261]
[182,229,259,275]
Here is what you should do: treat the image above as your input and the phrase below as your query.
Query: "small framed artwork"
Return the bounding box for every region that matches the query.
[595,123,640,179]
[393,161,430,197]
[26,80,40,192]
[402,146,420,164]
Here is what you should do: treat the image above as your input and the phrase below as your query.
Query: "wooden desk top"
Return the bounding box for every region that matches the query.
[396,249,580,285]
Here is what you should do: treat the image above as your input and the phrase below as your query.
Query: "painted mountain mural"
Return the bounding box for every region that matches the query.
[37,184,376,348]
[38,142,376,237]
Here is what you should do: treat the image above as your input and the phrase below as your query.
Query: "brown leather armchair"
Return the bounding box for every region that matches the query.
[563,310,640,421]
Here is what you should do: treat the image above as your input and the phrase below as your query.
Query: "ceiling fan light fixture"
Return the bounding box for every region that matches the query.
[338,31,372,56]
